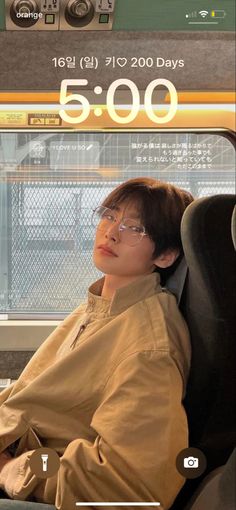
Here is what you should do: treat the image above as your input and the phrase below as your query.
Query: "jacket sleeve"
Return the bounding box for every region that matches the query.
[0,350,188,510]
[0,382,16,406]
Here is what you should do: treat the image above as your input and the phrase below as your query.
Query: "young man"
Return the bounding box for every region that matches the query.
[0,178,193,510]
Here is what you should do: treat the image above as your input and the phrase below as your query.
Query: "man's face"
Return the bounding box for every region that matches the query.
[93,201,157,279]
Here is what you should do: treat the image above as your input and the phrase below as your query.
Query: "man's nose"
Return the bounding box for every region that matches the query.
[105,222,120,242]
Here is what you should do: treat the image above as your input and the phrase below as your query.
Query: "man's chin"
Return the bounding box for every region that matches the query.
[93,258,109,274]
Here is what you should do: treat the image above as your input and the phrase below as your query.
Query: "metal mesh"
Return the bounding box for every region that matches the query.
[0,132,235,316]
[9,182,113,312]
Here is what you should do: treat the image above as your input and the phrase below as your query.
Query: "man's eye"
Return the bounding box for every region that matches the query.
[129,225,143,233]
[103,213,114,221]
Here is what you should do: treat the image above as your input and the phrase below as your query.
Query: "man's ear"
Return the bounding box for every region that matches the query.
[153,249,180,269]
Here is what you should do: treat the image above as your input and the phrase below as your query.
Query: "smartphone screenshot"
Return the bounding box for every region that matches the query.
[0,1,235,510]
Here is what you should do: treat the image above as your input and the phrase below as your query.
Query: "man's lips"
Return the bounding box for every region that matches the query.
[97,245,118,256]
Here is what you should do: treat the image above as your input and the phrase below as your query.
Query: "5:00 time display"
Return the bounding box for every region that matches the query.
[59,79,178,125]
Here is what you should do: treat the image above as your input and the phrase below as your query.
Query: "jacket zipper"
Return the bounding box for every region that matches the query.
[70,319,90,349]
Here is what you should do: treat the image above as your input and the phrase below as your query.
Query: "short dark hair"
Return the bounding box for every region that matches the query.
[102,177,194,258]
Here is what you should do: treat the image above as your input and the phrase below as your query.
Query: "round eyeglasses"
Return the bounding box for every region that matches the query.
[92,206,148,247]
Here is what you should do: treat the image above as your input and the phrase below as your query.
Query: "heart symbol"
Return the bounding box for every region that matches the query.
[117,58,127,67]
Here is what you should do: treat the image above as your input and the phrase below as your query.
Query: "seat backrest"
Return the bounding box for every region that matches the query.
[179,195,236,471]
[184,448,236,510]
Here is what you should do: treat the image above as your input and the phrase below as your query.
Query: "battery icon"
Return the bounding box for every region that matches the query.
[211,10,226,18]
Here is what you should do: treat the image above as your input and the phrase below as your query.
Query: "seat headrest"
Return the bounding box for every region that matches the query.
[164,257,188,304]
[181,194,236,319]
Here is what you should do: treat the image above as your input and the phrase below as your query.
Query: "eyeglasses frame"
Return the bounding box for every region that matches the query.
[92,206,149,246]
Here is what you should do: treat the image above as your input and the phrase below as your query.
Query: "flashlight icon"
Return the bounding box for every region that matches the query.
[41,454,49,472]
[211,10,226,18]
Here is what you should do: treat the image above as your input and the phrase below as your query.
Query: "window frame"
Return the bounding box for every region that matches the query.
[0,128,235,322]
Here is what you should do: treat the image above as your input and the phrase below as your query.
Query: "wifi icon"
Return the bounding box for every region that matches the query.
[199,10,209,17]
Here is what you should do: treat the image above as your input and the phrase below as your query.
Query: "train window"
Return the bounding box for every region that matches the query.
[0,130,235,318]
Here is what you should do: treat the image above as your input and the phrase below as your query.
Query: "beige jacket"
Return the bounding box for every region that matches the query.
[0,273,191,510]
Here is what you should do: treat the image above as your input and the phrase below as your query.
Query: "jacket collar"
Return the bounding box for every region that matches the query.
[86,272,161,316]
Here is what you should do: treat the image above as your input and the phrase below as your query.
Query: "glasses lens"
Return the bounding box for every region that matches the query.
[120,219,145,246]
[92,207,101,228]
[92,207,115,230]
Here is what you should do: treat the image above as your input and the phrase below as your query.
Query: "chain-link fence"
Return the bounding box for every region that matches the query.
[8,182,112,312]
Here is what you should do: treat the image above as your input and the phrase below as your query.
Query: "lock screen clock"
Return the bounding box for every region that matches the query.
[59,78,178,125]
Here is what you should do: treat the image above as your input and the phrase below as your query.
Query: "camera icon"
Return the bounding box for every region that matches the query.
[177,448,206,478]
[183,456,199,468]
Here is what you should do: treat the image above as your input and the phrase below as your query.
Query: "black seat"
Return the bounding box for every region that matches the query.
[171,194,236,509]
[184,448,236,510]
